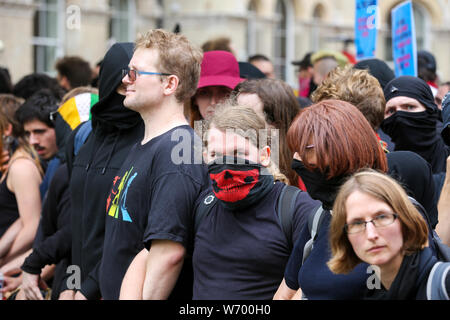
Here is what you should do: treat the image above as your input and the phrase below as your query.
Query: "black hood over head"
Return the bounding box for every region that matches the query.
[91,42,142,131]
[383,76,438,114]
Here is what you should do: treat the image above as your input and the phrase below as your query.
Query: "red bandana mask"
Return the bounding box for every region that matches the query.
[208,156,274,211]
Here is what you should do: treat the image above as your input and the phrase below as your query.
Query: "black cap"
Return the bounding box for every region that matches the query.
[417,50,436,74]
[239,62,266,80]
[292,52,313,69]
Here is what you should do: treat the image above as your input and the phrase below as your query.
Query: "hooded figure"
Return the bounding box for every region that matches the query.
[381,76,449,174]
[65,42,144,299]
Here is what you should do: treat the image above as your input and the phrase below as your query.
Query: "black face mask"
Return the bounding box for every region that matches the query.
[208,156,274,211]
[291,159,347,210]
[380,110,439,163]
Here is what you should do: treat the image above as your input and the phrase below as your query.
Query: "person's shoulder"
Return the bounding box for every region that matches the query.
[9,154,40,176]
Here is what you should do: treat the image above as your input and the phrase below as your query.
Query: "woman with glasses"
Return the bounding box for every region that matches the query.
[328,169,449,300]
[274,99,388,300]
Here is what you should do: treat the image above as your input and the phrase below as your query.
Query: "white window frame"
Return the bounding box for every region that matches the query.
[247,0,258,57]
[32,0,65,75]
[109,0,136,44]
[273,0,295,86]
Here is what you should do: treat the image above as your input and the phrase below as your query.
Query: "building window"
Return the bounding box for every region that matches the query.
[156,0,164,29]
[109,0,136,43]
[247,0,258,57]
[33,0,65,74]
[385,2,429,61]
[311,4,325,51]
[274,0,287,80]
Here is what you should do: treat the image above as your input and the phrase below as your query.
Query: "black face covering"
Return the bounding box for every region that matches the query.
[291,159,347,210]
[381,110,439,163]
[208,156,274,211]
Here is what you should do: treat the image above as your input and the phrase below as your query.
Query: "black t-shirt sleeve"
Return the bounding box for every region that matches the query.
[284,222,310,290]
[143,172,203,249]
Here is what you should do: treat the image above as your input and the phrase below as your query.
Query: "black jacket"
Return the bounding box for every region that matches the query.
[66,42,144,299]
[21,164,71,300]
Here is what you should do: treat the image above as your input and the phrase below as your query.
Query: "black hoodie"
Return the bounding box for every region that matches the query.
[65,42,144,299]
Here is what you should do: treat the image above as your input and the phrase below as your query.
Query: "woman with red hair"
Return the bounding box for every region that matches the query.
[274,99,388,300]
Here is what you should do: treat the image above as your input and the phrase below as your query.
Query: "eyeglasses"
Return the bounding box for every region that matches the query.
[122,68,171,81]
[344,213,398,234]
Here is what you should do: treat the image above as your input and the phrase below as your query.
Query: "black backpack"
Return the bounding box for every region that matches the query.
[194,185,301,250]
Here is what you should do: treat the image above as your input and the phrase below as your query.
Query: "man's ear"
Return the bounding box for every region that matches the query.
[163,75,179,97]
[259,146,271,167]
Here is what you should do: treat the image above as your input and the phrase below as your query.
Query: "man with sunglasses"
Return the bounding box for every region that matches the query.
[97,29,209,300]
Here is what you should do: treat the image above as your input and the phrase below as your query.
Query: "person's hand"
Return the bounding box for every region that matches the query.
[21,272,43,300]
[74,291,87,300]
[58,290,76,300]
[1,274,22,294]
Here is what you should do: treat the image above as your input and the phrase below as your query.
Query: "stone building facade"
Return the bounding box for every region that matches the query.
[0,0,449,88]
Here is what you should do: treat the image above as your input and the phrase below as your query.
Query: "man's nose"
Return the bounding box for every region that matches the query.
[28,133,39,145]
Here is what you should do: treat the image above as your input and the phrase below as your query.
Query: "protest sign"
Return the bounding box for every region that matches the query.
[355,0,378,61]
[391,1,417,76]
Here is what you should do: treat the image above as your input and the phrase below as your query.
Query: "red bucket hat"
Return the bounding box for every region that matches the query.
[197,51,244,90]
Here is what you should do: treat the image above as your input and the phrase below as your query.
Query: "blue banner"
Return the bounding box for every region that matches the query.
[355,0,378,61]
[391,1,417,76]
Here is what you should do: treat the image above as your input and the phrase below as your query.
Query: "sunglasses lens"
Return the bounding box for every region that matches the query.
[123,69,135,81]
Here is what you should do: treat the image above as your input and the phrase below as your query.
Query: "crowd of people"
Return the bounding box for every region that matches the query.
[0,29,449,300]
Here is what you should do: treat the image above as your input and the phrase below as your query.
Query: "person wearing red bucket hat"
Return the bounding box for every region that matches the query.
[187,50,244,127]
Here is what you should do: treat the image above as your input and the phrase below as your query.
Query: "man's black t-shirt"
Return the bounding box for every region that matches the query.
[99,125,209,300]
[192,181,319,300]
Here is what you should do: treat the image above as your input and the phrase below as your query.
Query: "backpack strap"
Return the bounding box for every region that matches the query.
[194,192,218,235]
[302,205,326,265]
[74,120,92,156]
[426,262,450,300]
[277,185,301,250]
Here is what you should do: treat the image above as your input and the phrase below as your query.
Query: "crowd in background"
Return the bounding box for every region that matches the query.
[0,29,449,300]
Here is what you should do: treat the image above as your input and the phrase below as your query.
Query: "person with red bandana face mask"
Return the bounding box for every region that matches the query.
[192,103,318,300]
